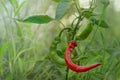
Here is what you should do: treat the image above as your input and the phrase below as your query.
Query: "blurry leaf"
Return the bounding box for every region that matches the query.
[9,0,18,8]
[27,61,43,79]
[17,15,53,24]
[15,0,26,15]
[0,41,9,57]
[0,0,9,14]
[95,19,109,28]
[18,58,23,73]
[81,8,95,19]
[106,48,120,57]
[14,48,32,64]
[105,48,120,72]
[5,73,12,80]
[73,55,88,62]
[15,23,24,41]
[32,61,43,73]
[56,50,63,58]
[55,0,72,20]
[53,0,61,2]
[92,72,104,79]
[101,0,110,6]
[84,11,93,19]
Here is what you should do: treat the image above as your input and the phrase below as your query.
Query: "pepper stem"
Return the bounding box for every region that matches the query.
[65,67,69,80]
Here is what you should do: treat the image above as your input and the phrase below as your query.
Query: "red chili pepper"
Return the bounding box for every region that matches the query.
[64,41,101,72]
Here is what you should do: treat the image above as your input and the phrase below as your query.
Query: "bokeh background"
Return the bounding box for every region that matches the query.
[0,0,120,80]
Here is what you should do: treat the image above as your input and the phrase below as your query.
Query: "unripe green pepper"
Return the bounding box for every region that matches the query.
[75,21,93,40]
[49,51,65,65]
[49,36,65,65]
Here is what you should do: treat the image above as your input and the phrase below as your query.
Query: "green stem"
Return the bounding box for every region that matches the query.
[65,67,69,80]
[71,17,79,28]
[58,28,71,38]
[98,0,109,25]
[74,0,80,14]
[57,20,66,28]
[72,16,84,40]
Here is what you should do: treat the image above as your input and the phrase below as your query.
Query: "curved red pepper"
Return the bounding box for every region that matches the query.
[64,41,101,72]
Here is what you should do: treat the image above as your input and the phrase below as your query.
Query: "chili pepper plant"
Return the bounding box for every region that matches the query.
[18,0,110,79]
[1,0,120,80]
[50,0,109,79]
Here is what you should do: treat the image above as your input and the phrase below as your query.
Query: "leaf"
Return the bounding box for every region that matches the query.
[31,61,43,73]
[14,48,32,64]
[27,61,43,79]
[9,0,18,8]
[0,41,9,57]
[101,0,110,6]
[53,0,61,2]
[17,15,53,24]
[95,19,109,28]
[55,0,72,20]
[0,0,9,14]
[15,0,26,15]
[18,57,23,73]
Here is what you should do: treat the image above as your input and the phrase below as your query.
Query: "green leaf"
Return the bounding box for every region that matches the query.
[0,0,9,14]
[0,41,10,57]
[55,0,72,20]
[27,61,43,79]
[95,19,109,28]
[17,15,53,24]
[15,0,26,16]
[14,48,32,64]
[9,0,18,8]
[53,0,61,2]
[101,0,110,6]
[18,57,23,73]
[31,61,43,73]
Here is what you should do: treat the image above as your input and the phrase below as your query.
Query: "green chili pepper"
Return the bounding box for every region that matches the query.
[75,21,93,40]
[49,51,65,65]
[49,36,65,65]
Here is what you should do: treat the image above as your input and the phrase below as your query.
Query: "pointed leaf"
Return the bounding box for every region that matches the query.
[0,0,9,14]
[55,0,72,20]
[9,0,18,8]
[15,0,26,15]
[18,15,53,24]
[95,19,109,28]
[27,61,43,79]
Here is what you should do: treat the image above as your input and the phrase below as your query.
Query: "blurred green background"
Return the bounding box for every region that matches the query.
[0,0,120,80]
